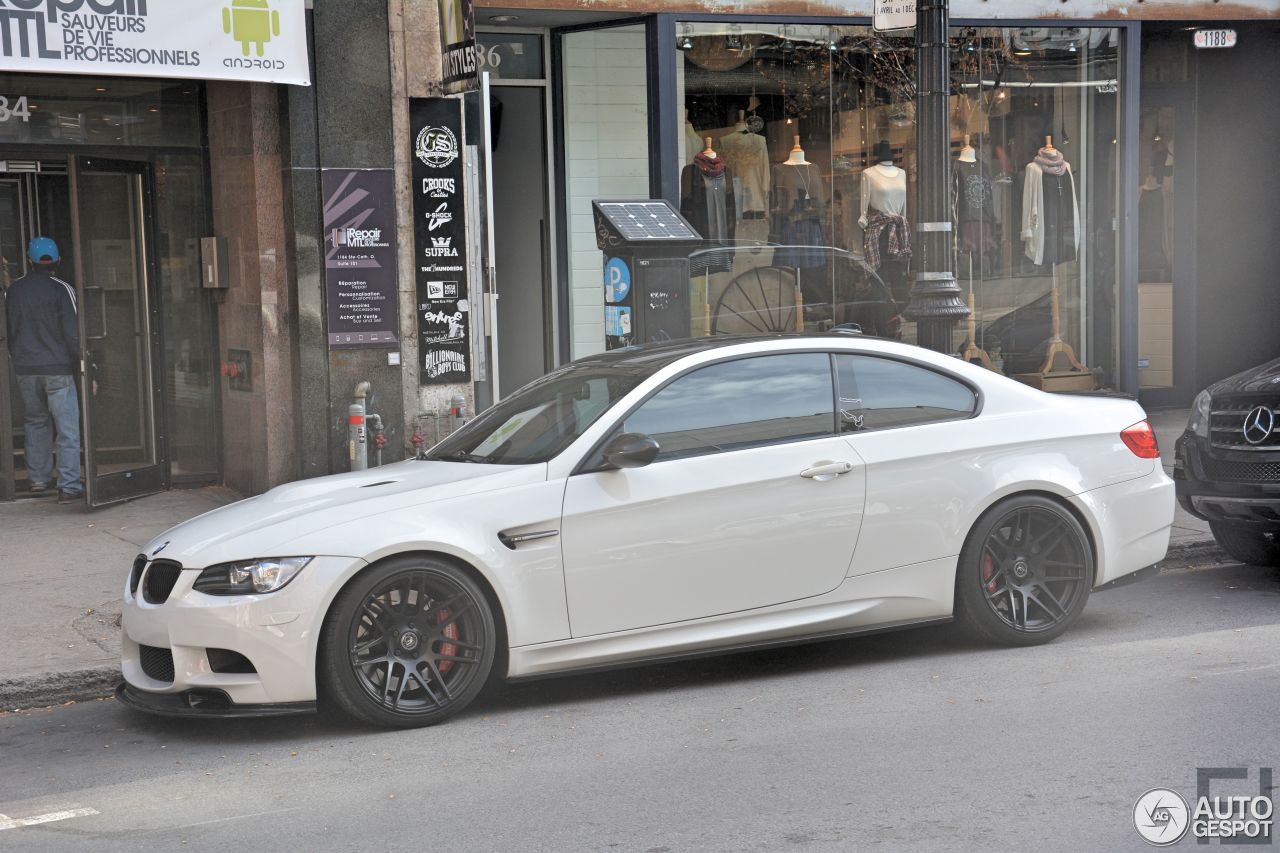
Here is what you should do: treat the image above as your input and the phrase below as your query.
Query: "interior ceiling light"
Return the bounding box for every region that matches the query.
[488,13,519,21]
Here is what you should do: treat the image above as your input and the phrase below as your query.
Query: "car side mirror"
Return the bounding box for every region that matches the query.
[602,432,660,469]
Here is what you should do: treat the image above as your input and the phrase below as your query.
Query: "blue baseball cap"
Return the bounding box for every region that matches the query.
[27,236,59,264]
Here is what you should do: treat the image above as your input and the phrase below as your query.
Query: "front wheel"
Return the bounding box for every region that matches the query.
[956,496,1093,646]
[320,556,497,728]
[1209,522,1280,567]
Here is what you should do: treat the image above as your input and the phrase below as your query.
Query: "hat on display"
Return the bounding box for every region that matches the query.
[27,236,60,264]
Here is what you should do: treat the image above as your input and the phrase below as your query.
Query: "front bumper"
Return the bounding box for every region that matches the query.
[120,554,366,709]
[1174,433,1280,528]
[115,682,315,718]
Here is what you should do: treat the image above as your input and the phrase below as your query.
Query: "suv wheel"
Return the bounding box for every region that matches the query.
[1209,523,1280,568]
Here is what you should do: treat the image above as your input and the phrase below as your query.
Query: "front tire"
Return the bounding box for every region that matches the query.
[320,556,497,728]
[1209,522,1280,567]
[956,495,1093,646]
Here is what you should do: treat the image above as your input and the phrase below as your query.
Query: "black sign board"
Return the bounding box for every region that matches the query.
[323,169,399,348]
[411,98,472,385]
[437,0,478,94]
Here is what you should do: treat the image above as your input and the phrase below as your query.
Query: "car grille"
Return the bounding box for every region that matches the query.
[142,560,183,605]
[139,644,175,683]
[129,555,147,596]
[1209,398,1280,451]
[1201,458,1280,483]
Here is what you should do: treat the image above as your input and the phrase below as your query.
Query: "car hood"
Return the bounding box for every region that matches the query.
[1210,355,1280,397]
[140,461,546,567]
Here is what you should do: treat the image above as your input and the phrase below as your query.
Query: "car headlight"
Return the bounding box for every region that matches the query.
[192,557,313,595]
[1186,390,1212,438]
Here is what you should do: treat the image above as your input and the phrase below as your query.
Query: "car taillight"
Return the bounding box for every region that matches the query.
[1121,420,1161,459]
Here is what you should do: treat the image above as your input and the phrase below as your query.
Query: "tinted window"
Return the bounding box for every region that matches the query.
[623,353,835,461]
[834,355,975,432]
[428,364,651,464]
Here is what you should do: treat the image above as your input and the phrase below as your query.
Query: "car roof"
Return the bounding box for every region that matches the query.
[571,333,883,371]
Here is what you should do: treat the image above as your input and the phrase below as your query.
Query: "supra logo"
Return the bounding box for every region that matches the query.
[1134,789,1191,846]
[1242,405,1275,445]
[425,202,453,231]
[415,125,459,168]
[424,236,458,258]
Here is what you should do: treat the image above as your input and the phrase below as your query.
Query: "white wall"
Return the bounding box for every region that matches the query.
[562,25,650,360]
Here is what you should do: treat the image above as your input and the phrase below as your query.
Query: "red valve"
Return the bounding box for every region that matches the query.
[373,431,388,449]
[410,427,424,449]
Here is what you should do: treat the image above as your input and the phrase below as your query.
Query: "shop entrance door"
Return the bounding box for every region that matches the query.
[69,156,163,506]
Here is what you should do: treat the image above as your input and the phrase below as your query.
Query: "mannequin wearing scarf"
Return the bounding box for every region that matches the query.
[681,147,737,274]
[1021,145,1080,266]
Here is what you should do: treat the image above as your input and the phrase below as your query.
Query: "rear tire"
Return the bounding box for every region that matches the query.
[956,495,1093,646]
[1209,523,1280,568]
[320,555,497,728]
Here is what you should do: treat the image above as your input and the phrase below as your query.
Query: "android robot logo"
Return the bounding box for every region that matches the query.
[222,0,282,57]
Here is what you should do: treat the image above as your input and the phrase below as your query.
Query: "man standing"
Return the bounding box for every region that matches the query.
[4,237,83,503]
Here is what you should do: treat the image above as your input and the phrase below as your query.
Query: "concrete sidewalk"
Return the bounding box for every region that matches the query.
[0,411,1214,710]
[0,487,236,709]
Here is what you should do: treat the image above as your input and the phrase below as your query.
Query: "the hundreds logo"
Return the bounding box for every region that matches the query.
[422,178,455,198]
[423,236,458,258]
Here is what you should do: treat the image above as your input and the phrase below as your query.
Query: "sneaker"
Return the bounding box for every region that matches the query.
[28,481,49,493]
[57,490,84,504]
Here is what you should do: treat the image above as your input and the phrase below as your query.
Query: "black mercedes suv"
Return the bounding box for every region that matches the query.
[1175,356,1280,567]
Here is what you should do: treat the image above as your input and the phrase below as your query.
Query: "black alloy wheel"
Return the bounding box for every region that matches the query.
[321,556,496,728]
[957,495,1093,646]
[1209,522,1280,568]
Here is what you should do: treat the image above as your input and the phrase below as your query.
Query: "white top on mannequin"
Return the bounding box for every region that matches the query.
[859,161,907,227]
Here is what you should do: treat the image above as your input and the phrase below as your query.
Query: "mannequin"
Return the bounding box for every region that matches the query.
[719,108,771,218]
[860,140,910,279]
[771,135,825,268]
[859,140,907,228]
[680,136,736,272]
[1021,135,1079,267]
[683,109,703,165]
[954,134,996,260]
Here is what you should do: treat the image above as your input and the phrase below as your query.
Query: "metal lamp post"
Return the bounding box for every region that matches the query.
[905,0,968,352]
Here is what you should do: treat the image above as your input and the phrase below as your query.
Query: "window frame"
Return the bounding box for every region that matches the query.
[833,352,982,435]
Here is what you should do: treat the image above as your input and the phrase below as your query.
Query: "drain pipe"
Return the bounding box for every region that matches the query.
[348,381,371,471]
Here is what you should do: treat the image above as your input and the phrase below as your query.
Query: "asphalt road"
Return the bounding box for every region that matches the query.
[2,554,1278,853]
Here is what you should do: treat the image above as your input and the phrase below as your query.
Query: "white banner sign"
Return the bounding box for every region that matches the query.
[0,0,310,86]
[874,0,916,32]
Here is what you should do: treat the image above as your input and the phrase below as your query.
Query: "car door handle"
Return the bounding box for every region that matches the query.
[800,461,854,481]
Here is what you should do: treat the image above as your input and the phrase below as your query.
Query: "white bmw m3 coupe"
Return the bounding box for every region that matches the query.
[118,335,1175,727]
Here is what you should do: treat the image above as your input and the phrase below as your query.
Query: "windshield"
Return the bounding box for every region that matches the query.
[425,362,652,465]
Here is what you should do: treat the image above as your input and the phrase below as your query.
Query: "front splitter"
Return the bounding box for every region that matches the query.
[115,682,316,719]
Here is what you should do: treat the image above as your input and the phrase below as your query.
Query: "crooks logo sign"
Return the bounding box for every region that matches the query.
[0,0,310,85]
[415,125,459,169]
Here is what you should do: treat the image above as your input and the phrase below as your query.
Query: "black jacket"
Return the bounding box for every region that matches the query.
[4,269,80,375]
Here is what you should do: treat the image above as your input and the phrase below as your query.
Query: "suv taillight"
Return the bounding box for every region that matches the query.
[1121,420,1161,459]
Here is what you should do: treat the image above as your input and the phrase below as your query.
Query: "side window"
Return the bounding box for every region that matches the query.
[623,353,835,461]
[834,354,976,432]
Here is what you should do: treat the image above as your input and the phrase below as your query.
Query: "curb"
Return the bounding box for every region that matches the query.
[0,538,1226,713]
[0,665,120,712]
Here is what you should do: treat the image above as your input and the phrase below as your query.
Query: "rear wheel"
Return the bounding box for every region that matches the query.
[956,496,1093,646]
[1209,523,1280,567]
[320,556,496,728]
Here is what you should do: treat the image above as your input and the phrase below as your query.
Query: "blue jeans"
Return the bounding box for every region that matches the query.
[17,374,82,494]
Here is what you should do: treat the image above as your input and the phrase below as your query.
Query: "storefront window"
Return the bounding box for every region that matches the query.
[666,22,1123,390]
[0,73,201,148]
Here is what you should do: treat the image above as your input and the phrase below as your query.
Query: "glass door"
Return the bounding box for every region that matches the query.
[69,156,163,506]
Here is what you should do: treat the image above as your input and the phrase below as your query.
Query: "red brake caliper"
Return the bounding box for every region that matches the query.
[982,554,997,594]
[435,609,458,674]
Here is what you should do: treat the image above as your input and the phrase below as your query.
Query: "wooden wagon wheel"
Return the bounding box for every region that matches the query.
[711,266,799,335]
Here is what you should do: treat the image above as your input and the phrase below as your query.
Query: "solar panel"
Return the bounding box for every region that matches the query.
[595,201,699,242]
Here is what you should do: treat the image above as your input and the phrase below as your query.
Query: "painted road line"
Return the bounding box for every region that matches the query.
[0,808,100,831]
